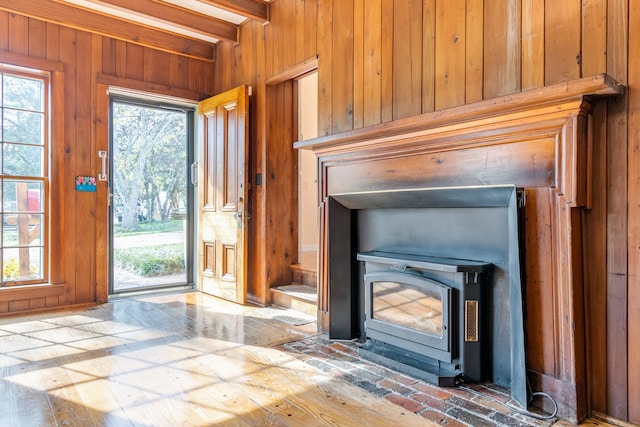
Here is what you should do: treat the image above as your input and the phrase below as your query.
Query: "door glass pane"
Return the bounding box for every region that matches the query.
[111,100,190,293]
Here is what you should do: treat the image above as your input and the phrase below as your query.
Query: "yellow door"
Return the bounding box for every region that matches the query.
[197,85,249,304]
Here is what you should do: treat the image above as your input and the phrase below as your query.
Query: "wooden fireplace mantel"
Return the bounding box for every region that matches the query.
[294,74,623,152]
[296,74,623,421]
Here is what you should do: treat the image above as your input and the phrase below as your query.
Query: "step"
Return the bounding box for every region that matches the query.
[271,284,318,318]
[290,263,317,288]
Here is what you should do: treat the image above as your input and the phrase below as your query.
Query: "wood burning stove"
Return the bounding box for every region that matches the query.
[327,185,527,407]
[358,251,493,386]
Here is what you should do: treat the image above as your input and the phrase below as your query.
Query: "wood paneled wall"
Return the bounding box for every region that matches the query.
[0,0,636,423]
[0,12,214,311]
[213,0,637,422]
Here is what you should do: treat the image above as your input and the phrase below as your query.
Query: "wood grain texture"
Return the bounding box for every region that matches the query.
[46,22,60,61]
[626,0,640,422]
[331,0,354,133]
[198,85,249,304]
[250,20,268,305]
[524,189,557,375]
[264,82,296,288]
[317,0,332,136]
[581,0,607,76]
[74,30,93,304]
[281,0,296,71]
[363,0,382,127]
[294,0,305,64]
[422,0,436,113]
[392,0,422,120]
[0,0,215,61]
[483,0,521,98]
[95,84,109,304]
[380,0,393,123]
[114,40,127,78]
[0,11,7,51]
[7,13,28,54]
[583,101,608,413]
[27,18,46,57]
[59,26,78,305]
[605,0,629,420]
[544,0,581,84]
[304,0,318,60]
[434,0,465,110]
[95,0,238,43]
[465,0,483,103]
[352,0,364,129]
[0,292,433,426]
[271,1,284,83]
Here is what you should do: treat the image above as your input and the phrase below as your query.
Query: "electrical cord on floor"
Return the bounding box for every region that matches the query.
[458,384,559,421]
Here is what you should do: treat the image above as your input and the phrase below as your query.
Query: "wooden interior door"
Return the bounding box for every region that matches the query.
[197,85,249,304]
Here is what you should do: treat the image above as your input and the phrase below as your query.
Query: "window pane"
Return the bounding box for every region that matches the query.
[2,247,43,282]
[2,74,44,111]
[3,181,42,212]
[3,181,17,212]
[3,214,42,246]
[3,144,43,176]
[3,109,44,144]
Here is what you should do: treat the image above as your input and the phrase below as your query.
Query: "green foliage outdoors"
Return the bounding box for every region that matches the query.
[114,219,185,276]
[114,244,184,277]
[114,219,183,237]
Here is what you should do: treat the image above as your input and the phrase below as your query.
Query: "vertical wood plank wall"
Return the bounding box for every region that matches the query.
[626,1,639,422]
[0,0,637,423]
[0,13,214,308]
[213,0,637,422]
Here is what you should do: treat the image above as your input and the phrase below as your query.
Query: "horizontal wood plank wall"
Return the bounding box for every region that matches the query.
[0,11,214,314]
[214,0,636,422]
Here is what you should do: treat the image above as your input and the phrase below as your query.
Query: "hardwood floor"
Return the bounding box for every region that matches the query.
[0,291,431,426]
[0,291,630,426]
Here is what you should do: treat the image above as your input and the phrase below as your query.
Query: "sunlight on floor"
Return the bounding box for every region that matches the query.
[0,292,430,426]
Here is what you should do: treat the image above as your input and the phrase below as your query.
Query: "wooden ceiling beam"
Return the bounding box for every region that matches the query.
[0,0,215,61]
[197,0,269,23]
[82,0,238,43]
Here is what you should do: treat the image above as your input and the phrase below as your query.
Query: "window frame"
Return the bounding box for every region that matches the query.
[0,65,50,287]
[0,52,65,303]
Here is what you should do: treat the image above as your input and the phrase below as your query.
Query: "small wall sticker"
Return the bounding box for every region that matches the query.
[76,175,97,192]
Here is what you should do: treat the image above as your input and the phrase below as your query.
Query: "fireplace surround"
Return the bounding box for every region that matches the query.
[294,75,624,420]
[329,184,527,406]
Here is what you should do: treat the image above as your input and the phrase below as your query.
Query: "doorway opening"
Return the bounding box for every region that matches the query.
[109,95,195,294]
[297,72,318,270]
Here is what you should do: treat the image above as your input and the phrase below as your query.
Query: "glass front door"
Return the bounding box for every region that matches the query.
[109,97,194,294]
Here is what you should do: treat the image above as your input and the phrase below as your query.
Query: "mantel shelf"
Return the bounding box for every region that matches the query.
[294,73,623,151]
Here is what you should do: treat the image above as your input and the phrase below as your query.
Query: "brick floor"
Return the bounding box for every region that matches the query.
[279,335,564,427]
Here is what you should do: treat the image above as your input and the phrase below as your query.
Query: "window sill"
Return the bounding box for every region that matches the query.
[0,283,66,302]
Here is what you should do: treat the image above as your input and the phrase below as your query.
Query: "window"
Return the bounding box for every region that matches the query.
[0,67,48,286]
